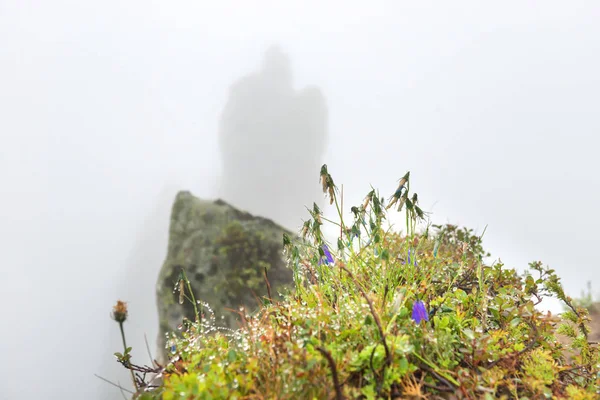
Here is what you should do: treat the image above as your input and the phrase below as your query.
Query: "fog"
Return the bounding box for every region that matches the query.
[1,2,599,399]
[218,44,328,231]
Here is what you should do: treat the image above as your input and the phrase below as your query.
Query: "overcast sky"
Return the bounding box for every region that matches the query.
[1,2,599,399]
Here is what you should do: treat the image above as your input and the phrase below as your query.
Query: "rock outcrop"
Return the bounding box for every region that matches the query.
[217,45,328,232]
[155,191,295,360]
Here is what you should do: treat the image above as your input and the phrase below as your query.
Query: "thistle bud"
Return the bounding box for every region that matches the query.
[111,300,128,323]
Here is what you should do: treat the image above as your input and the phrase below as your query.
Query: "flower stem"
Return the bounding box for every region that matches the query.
[119,321,138,391]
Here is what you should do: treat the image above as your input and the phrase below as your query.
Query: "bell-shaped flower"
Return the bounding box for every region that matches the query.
[411,300,429,324]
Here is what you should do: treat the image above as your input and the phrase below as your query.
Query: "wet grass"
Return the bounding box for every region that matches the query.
[109,166,599,399]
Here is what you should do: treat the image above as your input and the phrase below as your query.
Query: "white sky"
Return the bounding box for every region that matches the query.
[1,1,599,399]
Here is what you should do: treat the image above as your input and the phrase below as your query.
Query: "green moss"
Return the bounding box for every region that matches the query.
[154,194,295,362]
[522,348,557,393]
[212,221,281,303]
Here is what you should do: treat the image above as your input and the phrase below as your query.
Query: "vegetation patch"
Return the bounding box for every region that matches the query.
[108,167,599,399]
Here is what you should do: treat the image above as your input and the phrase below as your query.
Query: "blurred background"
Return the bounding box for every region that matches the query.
[1,1,599,399]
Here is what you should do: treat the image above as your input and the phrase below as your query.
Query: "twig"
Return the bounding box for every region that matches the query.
[486,320,539,368]
[117,381,130,400]
[144,334,156,367]
[340,184,344,240]
[420,365,456,391]
[316,346,345,400]
[264,266,273,304]
[94,374,135,395]
[422,382,455,393]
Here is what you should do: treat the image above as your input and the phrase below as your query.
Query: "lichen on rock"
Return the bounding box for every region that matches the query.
[155,191,295,361]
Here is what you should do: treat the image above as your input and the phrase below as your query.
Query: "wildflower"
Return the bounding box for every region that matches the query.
[351,225,360,239]
[396,194,407,212]
[318,244,334,265]
[410,193,427,221]
[172,269,187,305]
[111,299,138,389]
[301,220,311,239]
[312,203,323,225]
[320,164,329,193]
[111,300,128,323]
[283,233,291,248]
[408,249,418,266]
[391,289,405,314]
[319,164,336,204]
[178,278,185,305]
[412,300,428,324]
[398,172,410,189]
[387,171,410,211]
[401,250,418,266]
[363,190,374,210]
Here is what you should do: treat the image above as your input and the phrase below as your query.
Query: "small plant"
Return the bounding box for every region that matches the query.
[107,166,599,399]
[111,300,138,391]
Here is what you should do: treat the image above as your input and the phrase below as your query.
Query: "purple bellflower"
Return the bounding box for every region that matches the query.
[412,300,429,324]
[408,249,418,266]
[319,244,334,265]
[402,249,418,266]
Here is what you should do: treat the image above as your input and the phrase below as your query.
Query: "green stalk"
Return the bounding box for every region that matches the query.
[180,269,201,328]
[412,352,459,387]
[119,321,138,391]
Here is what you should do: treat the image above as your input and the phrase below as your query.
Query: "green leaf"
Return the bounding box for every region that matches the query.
[398,357,409,374]
[227,349,237,363]
[463,328,475,340]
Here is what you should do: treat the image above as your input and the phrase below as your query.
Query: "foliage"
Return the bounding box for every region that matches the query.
[112,167,600,399]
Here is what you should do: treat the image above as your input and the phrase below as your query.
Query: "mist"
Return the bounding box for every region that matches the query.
[1,2,599,399]
[218,44,328,232]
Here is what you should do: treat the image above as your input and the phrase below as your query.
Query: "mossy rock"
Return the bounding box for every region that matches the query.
[155,191,295,361]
